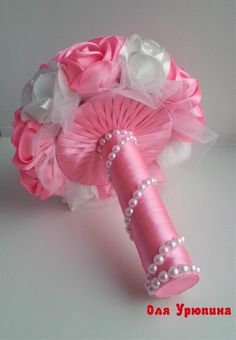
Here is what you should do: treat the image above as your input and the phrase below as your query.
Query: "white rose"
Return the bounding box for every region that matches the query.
[21,60,80,130]
[120,34,170,89]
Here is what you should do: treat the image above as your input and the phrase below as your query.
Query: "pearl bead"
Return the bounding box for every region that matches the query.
[113,129,121,135]
[168,266,180,278]
[121,129,128,135]
[128,198,138,208]
[112,145,120,153]
[108,152,116,160]
[130,135,134,140]
[138,183,147,191]
[133,190,143,199]
[99,138,106,146]
[145,274,152,283]
[147,286,156,296]
[148,263,158,274]
[105,160,112,168]
[153,254,164,265]
[125,207,133,217]
[119,138,126,145]
[151,177,156,184]
[129,131,133,135]
[196,266,200,273]
[151,278,161,290]
[180,236,185,243]
[124,216,131,225]
[125,136,130,142]
[125,226,131,234]
[166,240,177,249]
[179,264,190,273]
[105,132,112,140]
[175,236,182,244]
[159,245,169,256]
[158,271,169,283]
[97,145,103,153]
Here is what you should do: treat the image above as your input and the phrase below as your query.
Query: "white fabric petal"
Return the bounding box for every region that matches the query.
[156,141,192,168]
[33,72,55,101]
[64,181,98,211]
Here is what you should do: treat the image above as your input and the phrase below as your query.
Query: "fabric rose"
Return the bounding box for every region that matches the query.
[119,34,170,89]
[12,108,42,170]
[21,61,80,130]
[54,35,125,94]
[12,109,51,199]
[19,168,50,200]
[12,109,67,200]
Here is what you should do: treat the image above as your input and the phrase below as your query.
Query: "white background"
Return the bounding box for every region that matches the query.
[0,0,235,339]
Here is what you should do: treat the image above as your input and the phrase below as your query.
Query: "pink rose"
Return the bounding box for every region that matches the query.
[19,168,50,200]
[12,109,42,170]
[167,58,205,124]
[54,35,125,94]
[12,109,51,200]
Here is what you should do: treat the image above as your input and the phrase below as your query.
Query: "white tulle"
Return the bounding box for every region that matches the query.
[21,61,80,131]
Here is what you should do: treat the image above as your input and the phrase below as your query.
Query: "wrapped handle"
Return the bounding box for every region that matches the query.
[103,131,200,298]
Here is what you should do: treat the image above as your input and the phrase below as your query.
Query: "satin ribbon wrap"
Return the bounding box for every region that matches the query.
[102,135,199,298]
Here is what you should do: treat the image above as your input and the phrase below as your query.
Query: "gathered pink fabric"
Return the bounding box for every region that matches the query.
[56,94,172,186]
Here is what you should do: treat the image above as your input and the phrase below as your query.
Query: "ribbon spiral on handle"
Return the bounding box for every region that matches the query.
[12,34,216,298]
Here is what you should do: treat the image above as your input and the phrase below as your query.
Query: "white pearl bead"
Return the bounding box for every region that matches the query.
[113,129,121,135]
[129,135,134,140]
[168,266,180,278]
[159,245,169,256]
[105,132,112,140]
[97,145,103,153]
[147,286,156,296]
[108,152,116,160]
[99,138,106,146]
[105,160,112,168]
[166,240,177,249]
[119,138,126,145]
[124,216,131,225]
[145,274,152,283]
[138,183,147,191]
[196,266,200,273]
[125,136,130,142]
[121,129,128,135]
[180,236,185,243]
[151,278,161,290]
[125,207,133,217]
[128,198,138,208]
[148,263,158,274]
[174,236,182,244]
[125,226,131,234]
[153,254,164,265]
[151,177,156,184]
[112,145,120,153]
[158,271,169,283]
[129,131,133,135]
[179,264,190,273]
[133,190,143,199]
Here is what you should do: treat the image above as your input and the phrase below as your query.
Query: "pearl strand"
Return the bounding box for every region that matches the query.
[147,235,185,275]
[145,263,200,296]
[124,177,158,240]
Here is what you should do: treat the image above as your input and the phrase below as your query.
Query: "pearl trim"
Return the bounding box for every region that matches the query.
[124,177,158,240]
[147,235,185,275]
[145,263,200,296]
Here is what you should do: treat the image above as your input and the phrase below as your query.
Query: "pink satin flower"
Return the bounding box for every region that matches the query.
[53,35,125,94]
[12,109,51,200]
[12,109,42,170]
[19,168,50,200]
[167,58,205,123]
